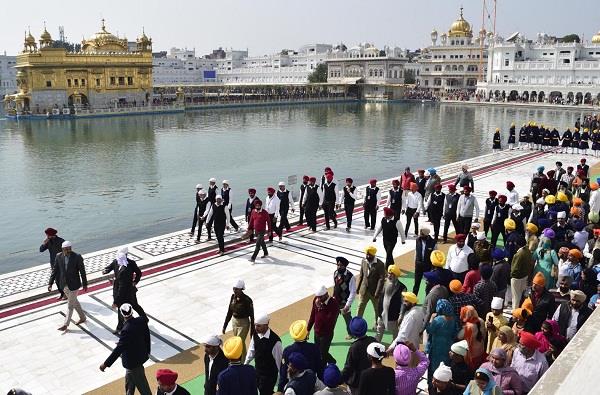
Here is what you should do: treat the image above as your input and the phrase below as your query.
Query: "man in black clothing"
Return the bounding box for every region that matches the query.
[206,195,230,255]
[245,188,257,242]
[373,207,406,268]
[202,335,229,395]
[221,180,239,232]
[483,190,498,237]
[332,256,356,339]
[342,316,376,394]
[427,183,445,241]
[100,303,152,395]
[343,178,357,232]
[522,274,556,333]
[303,176,322,232]
[442,185,459,243]
[206,177,219,239]
[415,169,427,201]
[102,247,146,334]
[277,181,294,237]
[244,314,282,395]
[40,227,65,299]
[490,195,509,247]
[299,175,309,225]
[387,179,403,220]
[358,342,395,395]
[194,189,212,242]
[190,184,203,235]
[322,173,340,230]
[48,240,87,331]
[363,179,380,230]
[414,228,436,295]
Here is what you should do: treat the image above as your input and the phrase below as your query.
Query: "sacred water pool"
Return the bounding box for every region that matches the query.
[0,102,587,272]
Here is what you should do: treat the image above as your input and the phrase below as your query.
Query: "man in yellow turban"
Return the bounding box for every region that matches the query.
[217,336,257,395]
[356,246,386,328]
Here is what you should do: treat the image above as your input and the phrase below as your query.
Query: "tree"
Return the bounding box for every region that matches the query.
[51,40,81,52]
[558,34,580,43]
[308,63,328,83]
[404,69,416,84]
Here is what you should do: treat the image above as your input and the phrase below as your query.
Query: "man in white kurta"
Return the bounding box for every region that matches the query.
[386,292,424,352]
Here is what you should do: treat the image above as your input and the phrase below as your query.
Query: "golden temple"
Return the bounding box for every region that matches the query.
[4,20,153,114]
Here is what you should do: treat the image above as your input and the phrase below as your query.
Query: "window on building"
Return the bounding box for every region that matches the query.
[81,79,86,86]
[424,80,429,86]
[67,79,71,87]
[505,59,510,66]
[563,59,570,63]
[127,77,133,85]
[118,77,125,85]
[110,77,116,85]
[461,40,464,45]
[46,80,52,87]
[74,79,79,87]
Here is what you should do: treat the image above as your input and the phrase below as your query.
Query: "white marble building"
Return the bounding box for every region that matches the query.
[325,43,408,98]
[153,48,219,86]
[417,7,489,91]
[216,44,332,84]
[0,53,17,97]
[478,31,600,104]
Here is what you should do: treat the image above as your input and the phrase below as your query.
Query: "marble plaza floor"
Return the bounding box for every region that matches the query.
[1,148,596,394]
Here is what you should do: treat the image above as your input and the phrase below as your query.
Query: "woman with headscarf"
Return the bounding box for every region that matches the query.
[533,237,558,289]
[534,319,566,365]
[463,367,503,395]
[457,305,486,370]
[426,299,458,384]
[480,348,524,395]
[491,325,517,365]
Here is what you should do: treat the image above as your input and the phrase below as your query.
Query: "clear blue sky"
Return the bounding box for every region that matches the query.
[2,0,598,56]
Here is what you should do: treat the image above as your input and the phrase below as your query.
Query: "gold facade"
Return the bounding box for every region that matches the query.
[5,20,153,114]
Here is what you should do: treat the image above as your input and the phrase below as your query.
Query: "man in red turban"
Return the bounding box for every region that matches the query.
[511,331,548,392]
[40,227,66,300]
[156,368,190,394]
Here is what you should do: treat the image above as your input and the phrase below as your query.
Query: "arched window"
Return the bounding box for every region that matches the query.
[379,69,384,77]
[369,69,373,77]
[394,70,398,78]
[452,65,458,71]
[458,65,464,71]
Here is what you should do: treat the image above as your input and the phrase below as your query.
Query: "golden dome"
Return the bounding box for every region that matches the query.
[82,19,128,52]
[25,30,36,45]
[40,28,52,41]
[448,7,472,37]
[593,31,600,44]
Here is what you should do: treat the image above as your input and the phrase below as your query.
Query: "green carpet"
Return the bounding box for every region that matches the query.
[181,273,421,392]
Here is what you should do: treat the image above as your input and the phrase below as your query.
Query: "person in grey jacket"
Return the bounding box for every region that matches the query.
[48,240,87,331]
[454,165,475,192]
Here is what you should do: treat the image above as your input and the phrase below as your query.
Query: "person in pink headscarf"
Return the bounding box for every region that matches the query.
[534,319,566,364]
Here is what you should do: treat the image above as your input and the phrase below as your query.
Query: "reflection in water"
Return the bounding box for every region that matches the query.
[0,102,590,272]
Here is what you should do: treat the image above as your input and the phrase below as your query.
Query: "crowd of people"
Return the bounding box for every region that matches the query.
[31,128,600,395]
[491,115,600,156]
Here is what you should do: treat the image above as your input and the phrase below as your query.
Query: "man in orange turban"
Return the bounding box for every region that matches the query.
[522,272,556,333]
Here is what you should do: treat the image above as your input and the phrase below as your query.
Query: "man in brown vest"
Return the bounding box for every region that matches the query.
[356,246,386,328]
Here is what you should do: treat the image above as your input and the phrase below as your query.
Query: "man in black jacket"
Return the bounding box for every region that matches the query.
[342,316,376,394]
[190,183,203,235]
[244,314,282,395]
[100,303,152,395]
[414,228,436,295]
[523,273,556,333]
[552,289,592,341]
[202,335,229,395]
[48,240,87,331]
[102,247,146,334]
[40,227,65,300]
